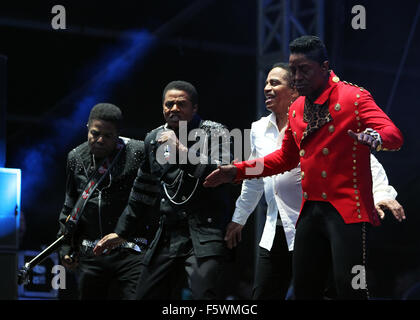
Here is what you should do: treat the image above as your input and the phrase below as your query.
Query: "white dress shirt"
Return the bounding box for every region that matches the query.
[232,113,398,252]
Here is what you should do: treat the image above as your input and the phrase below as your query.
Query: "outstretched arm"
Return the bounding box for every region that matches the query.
[204,125,300,187]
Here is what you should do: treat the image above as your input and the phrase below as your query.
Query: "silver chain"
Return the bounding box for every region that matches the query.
[163,170,199,205]
[362,222,370,299]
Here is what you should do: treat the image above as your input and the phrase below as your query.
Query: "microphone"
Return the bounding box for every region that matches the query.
[155,126,174,165]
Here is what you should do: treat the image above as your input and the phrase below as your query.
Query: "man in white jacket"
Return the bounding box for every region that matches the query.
[225,63,405,300]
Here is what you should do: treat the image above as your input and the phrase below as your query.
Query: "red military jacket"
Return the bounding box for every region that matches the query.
[235,71,403,226]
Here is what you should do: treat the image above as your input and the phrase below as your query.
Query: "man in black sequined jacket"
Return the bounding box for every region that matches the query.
[57,103,148,299]
[94,81,234,299]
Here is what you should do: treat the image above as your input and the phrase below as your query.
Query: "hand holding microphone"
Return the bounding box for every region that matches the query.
[157,129,188,154]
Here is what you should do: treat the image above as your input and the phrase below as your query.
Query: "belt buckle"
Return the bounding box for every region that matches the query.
[80,239,100,256]
[81,239,99,248]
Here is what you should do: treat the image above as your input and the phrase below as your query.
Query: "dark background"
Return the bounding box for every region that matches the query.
[0,0,419,299]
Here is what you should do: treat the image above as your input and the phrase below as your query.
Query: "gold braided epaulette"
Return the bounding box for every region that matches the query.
[341,80,366,91]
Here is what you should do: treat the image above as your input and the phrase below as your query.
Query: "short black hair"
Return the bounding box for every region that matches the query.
[162,80,198,106]
[289,35,328,65]
[88,103,123,129]
[271,62,294,88]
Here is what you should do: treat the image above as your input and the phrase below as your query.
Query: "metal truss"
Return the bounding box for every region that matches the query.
[256,0,325,118]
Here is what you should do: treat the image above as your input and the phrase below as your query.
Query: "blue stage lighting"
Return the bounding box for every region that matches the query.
[17,29,155,206]
[0,167,21,248]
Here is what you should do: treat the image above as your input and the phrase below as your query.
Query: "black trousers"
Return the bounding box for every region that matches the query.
[135,238,225,300]
[292,201,370,300]
[252,225,293,300]
[78,248,143,300]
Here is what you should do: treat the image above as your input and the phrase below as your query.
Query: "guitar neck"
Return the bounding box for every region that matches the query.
[26,235,66,268]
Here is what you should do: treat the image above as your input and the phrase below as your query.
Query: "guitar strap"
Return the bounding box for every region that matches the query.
[65,138,126,233]
[17,139,128,285]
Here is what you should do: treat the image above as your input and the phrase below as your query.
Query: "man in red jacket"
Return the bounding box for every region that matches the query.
[204,35,404,299]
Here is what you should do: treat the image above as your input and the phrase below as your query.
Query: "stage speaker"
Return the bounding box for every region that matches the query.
[0,167,21,249]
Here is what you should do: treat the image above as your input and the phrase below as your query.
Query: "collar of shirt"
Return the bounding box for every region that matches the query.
[312,70,339,105]
[265,113,286,147]
[266,112,278,130]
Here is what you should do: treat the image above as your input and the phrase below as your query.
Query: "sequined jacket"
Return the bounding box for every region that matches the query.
[58,137,145,258]
[114,115,234,262]
[234,71,403,227]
